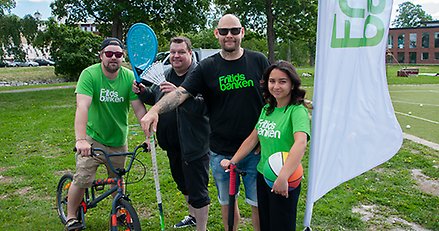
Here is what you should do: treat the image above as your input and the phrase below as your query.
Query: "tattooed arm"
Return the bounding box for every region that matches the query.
[156,86,192,114]
[140,86,192,137]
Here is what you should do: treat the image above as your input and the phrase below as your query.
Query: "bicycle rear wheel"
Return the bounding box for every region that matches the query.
[110,199,141,231]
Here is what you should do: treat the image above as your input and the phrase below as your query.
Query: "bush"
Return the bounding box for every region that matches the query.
[38,19,102,81]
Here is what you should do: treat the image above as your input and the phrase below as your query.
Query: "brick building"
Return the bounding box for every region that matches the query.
[387,21,439,64]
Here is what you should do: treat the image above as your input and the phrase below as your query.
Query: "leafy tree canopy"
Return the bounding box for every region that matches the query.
[50,0,210,42]
[0,0,15,16]
[392,1,433,28]
[0,13,39,61]
[37,19,102,80]
[214,0,317,63]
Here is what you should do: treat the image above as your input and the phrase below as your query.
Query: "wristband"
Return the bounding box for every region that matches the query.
[76,138,87,142]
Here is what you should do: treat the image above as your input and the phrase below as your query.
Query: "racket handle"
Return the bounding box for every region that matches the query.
[229,164,237,195]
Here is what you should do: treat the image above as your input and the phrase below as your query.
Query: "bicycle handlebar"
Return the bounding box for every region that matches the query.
[73,143,148,176]
[73,143,148,156]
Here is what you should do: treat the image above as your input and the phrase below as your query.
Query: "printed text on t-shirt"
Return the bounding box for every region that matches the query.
[258,119,281,139]
[219,73,254,91]
[100,89,125,103]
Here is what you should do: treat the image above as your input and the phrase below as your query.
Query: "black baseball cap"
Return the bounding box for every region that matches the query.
[100,37,124,51]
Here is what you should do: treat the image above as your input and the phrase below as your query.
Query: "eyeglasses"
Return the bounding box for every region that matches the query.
[104,51,123,58]
[217,27,242,36]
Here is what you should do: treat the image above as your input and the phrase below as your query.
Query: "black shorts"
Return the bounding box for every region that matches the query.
[166,150,187,195]
[182,153,211,209]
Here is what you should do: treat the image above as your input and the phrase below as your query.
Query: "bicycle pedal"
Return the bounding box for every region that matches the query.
[94,185,105,191]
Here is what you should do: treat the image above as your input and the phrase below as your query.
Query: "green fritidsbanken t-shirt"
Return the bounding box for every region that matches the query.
[75,63,137,147]
[256,104,311,174]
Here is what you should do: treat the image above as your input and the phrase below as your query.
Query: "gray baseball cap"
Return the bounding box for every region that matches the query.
[100,37,124,51]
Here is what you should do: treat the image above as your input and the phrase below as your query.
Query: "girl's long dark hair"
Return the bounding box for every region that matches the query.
[261,60,307,115]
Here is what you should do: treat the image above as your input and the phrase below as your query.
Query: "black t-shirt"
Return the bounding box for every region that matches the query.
[155,68,186,152]
[181,49,269,155]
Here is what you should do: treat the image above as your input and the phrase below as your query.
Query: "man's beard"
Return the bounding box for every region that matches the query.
[104,62,120,73]
[222,39,239,53]
[223,47,237,53]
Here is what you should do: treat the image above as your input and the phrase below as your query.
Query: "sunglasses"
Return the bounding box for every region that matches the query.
[217,27,242,36]
[104,51,123,58]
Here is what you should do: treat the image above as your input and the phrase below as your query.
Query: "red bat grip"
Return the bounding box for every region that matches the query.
[229,164,237,195]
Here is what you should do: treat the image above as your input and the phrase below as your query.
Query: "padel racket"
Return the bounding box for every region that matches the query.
[126,23,158,83]
[228,163,237,231]
[228,164,246,231]
[149,133,165,230]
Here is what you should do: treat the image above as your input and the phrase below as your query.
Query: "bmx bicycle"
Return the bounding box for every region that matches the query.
[56,143,148,230]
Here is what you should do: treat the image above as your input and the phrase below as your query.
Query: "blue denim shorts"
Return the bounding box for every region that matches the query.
[209,150,260,206]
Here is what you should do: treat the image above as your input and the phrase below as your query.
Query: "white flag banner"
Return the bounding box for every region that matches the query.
[304,0,402,227]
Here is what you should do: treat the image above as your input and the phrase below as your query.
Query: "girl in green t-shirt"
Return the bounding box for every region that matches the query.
[221,60,311,230]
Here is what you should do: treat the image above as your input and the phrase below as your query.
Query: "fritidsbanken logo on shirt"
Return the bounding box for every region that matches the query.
[258,119,281,139]
[100,88,125,103]
[219,73,254,91]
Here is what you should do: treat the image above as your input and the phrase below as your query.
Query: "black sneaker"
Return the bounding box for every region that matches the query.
[173,215,196,228]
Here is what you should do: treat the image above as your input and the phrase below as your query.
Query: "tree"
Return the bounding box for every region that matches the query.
[36,19,102,80]
[275,0,318,66]
[50,0,210,41]
[0,14,38,61]
[21,15,39,46]
[214,0,317,64]
[392,1,433,28]
[183,28,267,55]
[0,0,15,16]
[185,28,220,50]
[0,12,45,61]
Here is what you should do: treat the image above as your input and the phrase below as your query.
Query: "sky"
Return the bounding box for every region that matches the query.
[9,0,439,22]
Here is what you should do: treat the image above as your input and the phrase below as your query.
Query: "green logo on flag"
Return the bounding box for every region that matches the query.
[331,0,386,48]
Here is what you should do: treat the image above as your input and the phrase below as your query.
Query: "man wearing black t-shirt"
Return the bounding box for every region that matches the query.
[140,14,269,231]
[134,37,210,231]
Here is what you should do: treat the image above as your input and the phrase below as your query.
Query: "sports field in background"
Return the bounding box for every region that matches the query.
[302,84,438,145]
[390,84,439,144]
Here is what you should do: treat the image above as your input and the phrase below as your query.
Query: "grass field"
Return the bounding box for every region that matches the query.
[0,66,59,82]
[390,84,439,144]
[0,65,438,230]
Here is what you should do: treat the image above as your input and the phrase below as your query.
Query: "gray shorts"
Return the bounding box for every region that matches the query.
[73,136,127,188]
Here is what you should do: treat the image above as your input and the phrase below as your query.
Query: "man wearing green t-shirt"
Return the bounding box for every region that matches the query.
[64,38,147,231]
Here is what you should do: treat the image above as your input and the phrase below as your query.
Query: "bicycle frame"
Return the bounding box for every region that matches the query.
[73,143,147,230]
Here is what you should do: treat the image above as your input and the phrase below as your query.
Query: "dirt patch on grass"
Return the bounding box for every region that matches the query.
[0,166,14,173]
[410,149,421,155]
[352,204,430,230]
[411,169,439,196]
[17,186,32,195]
[372,167,386,173]
[0,175,13,184]
[53,170,73,177]
[135,207,152,219]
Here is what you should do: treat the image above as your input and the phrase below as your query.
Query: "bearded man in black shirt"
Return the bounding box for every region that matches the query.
[140,14,269,231]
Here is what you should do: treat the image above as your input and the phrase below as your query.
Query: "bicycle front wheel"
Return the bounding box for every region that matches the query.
[110,199,141,231]
[56,173,73,224]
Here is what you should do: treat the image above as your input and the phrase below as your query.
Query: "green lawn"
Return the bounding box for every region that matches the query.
[390,84,439,144]
[0,65,438,230]
[296,64,439,86]
[0,66,59,82]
